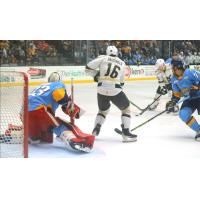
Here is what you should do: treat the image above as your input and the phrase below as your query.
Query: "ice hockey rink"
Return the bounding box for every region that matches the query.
[29,80,200,159]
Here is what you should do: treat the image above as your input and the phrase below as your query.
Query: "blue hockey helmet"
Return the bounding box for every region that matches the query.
[171,59,185,70]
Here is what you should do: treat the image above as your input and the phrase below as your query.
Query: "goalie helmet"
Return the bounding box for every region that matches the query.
[48,72,61,82]
[106,46,118,56]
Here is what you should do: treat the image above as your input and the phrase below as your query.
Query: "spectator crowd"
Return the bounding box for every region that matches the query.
[0,40,200,66]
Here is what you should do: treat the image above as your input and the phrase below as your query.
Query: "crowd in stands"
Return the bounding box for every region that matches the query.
[172,41,200,65]
[0,40,74,66]
[0,41,26,65]
[94,40,160,65]
[0,40,200,66]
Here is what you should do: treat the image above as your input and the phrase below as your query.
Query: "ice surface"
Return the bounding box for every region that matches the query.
[28,81,200,159]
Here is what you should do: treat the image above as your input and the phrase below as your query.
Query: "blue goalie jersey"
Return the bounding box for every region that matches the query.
[28,82,68,112]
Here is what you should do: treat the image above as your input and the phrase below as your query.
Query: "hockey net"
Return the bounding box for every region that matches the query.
[0,71,28,158]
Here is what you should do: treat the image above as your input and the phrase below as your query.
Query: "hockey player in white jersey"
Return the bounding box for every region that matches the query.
[149,58,177,111]
[85,46,137,142]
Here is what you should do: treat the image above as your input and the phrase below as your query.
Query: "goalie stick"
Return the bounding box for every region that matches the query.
[70,78,75,125]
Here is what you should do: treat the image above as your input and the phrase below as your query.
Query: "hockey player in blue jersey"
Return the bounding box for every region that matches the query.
[165,60,200,141]
[28,72,95,152]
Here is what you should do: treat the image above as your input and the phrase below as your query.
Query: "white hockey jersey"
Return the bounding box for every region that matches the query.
[155,63,172,86]
[86,55,126,96]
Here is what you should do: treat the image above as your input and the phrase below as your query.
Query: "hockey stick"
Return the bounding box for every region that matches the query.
[129,100,143,111]
[177,95,200,104]
[131,96,200,131]
[131,109,167,132]
[135,94,162,116]
[115,95,200,135]
[114,109,167,135]
[70,78,75,125]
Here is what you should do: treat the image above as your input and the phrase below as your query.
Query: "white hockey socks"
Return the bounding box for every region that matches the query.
[121,114,131,129]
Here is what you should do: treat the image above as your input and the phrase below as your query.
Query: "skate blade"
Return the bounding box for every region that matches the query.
[122,136,137,143]
[74,144,91,153]
[195,137,200,142]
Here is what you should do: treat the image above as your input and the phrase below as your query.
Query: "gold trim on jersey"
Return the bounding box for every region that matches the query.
[52,88,66,102]
[173,92,181,98]
[35,105,45,110]
[99,77,119,82]
[186,117,196,127]
[35,104,53,111]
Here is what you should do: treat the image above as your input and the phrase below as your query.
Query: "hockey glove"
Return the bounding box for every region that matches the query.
[191,85,200,90]
[158,85,168,95]
[62,101,81,119]
[94,71,100,82]
[120,82,125,87]
[189,85,200,97]
[165,83,172,91]
[165,100,176,112]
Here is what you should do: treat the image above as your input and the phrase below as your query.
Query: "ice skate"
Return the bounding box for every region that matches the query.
[121,125,137,142]
[195,131,200,142]
[92,123,101,136]
[69,140,91,153]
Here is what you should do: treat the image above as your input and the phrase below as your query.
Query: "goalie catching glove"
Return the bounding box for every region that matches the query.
[63,101,81,119]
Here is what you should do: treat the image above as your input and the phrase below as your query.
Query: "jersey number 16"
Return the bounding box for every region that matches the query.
[104,63,120,78]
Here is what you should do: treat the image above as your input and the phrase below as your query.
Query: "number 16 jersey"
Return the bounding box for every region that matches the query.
[87,55,126,96]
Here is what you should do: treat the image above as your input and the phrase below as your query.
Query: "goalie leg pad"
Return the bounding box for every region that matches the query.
[28,108,58,143]
[63,123,95,149]
[55,123,94,152]
[59,129,94,153]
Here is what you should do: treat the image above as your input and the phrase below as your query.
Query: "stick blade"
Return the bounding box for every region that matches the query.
[114,128,122,135]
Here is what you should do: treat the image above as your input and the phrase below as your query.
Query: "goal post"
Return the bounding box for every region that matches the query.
[0,71,29,158]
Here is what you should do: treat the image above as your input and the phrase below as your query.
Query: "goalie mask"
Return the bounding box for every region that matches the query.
[48,72,61,82]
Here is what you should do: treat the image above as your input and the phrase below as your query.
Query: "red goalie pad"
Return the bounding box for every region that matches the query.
[28,107,59,143]
[63,122,95,149]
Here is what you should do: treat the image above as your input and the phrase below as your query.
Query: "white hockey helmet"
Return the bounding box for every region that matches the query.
[48,72,61,82]
[106,46,118,56]
[155,59,165,67]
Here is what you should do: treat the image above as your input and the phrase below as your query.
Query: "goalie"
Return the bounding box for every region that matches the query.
[27,72,94,152]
